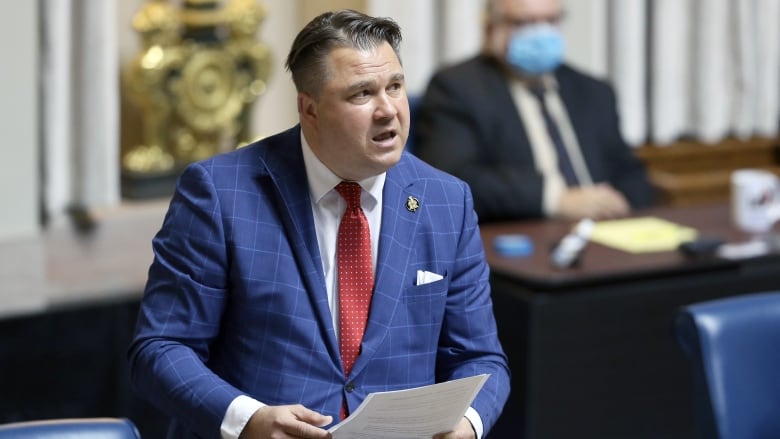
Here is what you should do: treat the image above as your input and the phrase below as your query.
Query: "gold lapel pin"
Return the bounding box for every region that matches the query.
[406,196,420,212]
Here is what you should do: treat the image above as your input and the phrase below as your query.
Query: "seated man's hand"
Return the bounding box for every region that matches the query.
[555,183,630,221]
[240,405,332,439]
[432,417,476,439]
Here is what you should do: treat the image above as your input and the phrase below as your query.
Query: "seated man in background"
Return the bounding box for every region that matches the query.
[414,0,656,223]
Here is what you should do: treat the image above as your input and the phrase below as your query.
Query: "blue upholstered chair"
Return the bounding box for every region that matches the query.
[674,291,780,439]
[0,418,141,439]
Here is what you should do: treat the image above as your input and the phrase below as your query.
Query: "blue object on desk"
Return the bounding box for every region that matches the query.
[494,234,534,257]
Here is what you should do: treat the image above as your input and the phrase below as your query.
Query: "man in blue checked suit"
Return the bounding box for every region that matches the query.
[128,9,510,439]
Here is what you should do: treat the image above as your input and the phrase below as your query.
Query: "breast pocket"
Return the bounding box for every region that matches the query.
[404,274,448,303]
[394,276,449,352]
[400,273,448,326]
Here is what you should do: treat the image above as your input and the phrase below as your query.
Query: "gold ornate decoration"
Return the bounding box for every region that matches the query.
[123,0,271,192]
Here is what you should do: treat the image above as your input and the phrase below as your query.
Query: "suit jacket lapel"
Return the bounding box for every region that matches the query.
[256,126,340,362]
[258,136,424,377]
[481,55,535,159]
[349,154,421,377]
[555,67,590,154]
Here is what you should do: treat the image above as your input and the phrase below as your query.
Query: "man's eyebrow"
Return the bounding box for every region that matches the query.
[346,79,376,93]
[390,73,405,83]
[346,73,405,93]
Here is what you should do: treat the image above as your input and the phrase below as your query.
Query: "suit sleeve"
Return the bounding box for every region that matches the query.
[415,65,548,222]
[436,181,511,433]
[128,163,243,437]
[598,86,657,208]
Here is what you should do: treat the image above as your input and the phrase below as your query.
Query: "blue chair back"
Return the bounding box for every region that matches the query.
[675,291,780,439]
[0,418,141,439]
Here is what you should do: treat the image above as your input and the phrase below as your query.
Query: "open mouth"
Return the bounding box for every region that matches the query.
[372,129,397,142]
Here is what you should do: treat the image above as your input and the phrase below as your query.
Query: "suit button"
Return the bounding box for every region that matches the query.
[345,382,355,392]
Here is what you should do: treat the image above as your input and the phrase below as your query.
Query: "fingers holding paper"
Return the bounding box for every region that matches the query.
[433,417,476,439]
[241,405,332,439]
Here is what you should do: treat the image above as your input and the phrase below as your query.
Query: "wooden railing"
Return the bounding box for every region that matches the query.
[635,136,780,206]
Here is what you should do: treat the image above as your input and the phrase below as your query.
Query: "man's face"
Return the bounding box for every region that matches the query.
[300,41,409,182]
[487,0,564,58]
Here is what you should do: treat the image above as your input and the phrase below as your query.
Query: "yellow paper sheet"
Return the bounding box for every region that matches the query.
[589,216,698,253]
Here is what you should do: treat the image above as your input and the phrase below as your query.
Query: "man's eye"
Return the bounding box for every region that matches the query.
[353,90,370,99]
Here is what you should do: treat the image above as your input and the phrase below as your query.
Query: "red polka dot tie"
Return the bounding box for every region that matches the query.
[335,182,373,418]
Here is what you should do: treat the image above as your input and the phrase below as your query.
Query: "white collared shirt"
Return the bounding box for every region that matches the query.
[510,74,593,216]
[220,132,386,439]
[300,131,384,339]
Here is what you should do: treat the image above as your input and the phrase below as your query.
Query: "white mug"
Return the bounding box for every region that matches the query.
[731,169,780,234]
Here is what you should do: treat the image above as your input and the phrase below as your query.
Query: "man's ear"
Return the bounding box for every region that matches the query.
[298,92,317,125]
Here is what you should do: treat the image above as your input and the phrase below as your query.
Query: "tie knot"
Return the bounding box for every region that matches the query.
[336,182,362,209]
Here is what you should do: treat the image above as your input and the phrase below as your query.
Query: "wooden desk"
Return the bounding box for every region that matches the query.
[482,203,780,439]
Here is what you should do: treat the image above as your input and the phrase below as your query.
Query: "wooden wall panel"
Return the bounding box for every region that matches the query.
[636,137,780,206]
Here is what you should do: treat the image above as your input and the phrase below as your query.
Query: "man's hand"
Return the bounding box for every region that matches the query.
[555,183,630,221]
[432,417,476,439]
[240,405,332,439]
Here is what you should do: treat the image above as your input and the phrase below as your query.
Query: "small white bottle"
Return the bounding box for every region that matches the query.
[550,218,595,268]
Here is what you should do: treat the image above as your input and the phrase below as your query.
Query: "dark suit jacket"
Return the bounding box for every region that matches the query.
[128,126,510,437]
[414,55,655,223]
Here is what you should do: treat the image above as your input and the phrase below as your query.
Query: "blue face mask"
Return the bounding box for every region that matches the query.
[506,23,565,75]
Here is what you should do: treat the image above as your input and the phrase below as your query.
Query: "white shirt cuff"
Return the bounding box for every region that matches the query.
[220,398,482,438]
[220,395,266,439]
[464,406,484,439]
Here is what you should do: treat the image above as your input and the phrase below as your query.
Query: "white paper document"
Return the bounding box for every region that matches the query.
[328,374,489,438]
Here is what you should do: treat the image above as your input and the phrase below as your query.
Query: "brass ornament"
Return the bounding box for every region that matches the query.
[123,0,271,179]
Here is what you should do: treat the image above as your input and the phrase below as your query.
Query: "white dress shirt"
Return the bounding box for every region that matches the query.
[510,74,593,217]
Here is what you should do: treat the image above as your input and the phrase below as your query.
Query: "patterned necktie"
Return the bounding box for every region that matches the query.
[335,182,374,417]
[530,86,580,187]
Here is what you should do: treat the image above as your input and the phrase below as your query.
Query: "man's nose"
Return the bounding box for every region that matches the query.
[373,93,398,120]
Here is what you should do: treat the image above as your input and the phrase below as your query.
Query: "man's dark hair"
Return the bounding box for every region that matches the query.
[285,9,402,96]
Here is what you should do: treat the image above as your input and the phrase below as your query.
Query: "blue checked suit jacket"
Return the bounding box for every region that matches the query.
[128,125,510,438]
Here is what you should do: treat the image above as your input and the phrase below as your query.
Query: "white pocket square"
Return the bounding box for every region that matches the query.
[416,270,443,286]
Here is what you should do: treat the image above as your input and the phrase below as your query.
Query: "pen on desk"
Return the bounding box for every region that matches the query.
[550,218,595,268]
